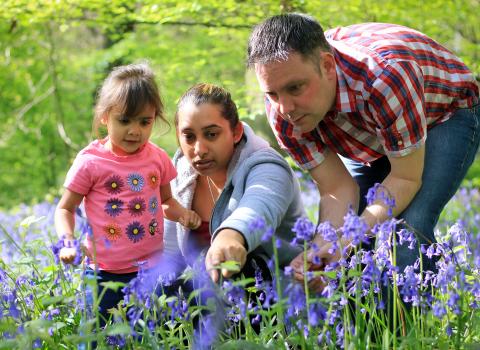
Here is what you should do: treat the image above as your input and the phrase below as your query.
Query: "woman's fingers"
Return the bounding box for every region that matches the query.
[205,240,247,282]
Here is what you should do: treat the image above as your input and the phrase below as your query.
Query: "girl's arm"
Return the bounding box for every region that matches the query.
[160,183,201,229]
[54,189,84,264]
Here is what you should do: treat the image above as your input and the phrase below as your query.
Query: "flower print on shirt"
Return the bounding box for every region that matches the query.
[126,221,145,243]
[149,218,159,236]
[148,196,158,215]
[104,222,121,241]
[128,197,146,217]
[104,175,124,194]
[105,198,124,217]
[127,173,145,192]
[148,171,159,189]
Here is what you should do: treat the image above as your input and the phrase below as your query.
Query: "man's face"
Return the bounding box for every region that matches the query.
[255,51,337,133]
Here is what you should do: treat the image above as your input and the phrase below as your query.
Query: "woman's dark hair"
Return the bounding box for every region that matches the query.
[175,83,239,130]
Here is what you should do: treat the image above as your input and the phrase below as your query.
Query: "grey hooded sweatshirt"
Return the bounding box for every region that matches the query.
[163,122,304,271]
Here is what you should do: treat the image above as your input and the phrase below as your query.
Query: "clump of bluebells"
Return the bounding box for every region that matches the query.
[1,184,480,349]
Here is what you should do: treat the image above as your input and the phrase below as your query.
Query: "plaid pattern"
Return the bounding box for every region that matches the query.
[266,23,479,170]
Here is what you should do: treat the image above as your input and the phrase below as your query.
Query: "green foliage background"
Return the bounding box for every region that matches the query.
[1,0,479,207]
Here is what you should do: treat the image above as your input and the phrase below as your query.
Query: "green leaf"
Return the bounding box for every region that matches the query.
[218,260,240,272]
[99,281,126,292]
[216,340,273,349]
[105,323,131,336]
[19,215,46,228]
[41,295,65,307]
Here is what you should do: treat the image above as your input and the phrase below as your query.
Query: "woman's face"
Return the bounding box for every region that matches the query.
[176,102,243,177]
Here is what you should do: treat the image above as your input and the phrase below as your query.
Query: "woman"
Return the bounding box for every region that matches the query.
[164,83,304,282]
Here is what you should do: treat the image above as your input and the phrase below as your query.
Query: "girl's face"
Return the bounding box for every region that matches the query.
[176,102,243,177]
[102,104,155,155]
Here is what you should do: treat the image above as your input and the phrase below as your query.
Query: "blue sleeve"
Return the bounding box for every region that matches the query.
[213,162,295,253]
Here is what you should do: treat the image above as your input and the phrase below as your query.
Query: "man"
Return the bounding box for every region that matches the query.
[248,13,479,289]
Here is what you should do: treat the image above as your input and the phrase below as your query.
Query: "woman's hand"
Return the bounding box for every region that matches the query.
[178,209,202,229]
[205,229,247,283]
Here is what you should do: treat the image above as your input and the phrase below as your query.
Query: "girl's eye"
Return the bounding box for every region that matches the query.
[141,119,153,126]
[119,119,130,125]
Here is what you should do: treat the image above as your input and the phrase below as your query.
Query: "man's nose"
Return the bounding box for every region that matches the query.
[277,96,295,118]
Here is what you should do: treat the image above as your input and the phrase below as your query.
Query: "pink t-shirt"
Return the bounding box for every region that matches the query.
[64,139,176,273]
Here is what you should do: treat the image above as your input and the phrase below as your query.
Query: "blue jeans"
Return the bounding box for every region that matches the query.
[341,105,480,272]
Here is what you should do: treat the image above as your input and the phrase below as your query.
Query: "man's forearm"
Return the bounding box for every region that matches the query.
[361,174,421,229]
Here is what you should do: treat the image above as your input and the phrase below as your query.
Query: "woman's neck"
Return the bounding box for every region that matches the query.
[206,172,227,190]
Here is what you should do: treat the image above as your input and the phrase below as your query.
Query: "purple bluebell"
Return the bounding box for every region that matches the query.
[341,208,369,247]
[292,217,315,242]
[308,302,327,326]
[366,183,396,216]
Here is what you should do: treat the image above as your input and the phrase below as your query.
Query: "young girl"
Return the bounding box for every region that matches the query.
[54,63,201,324]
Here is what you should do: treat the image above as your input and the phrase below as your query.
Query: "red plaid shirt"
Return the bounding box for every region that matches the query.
[266,23,479,170]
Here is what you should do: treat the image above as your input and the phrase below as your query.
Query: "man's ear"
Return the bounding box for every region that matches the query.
[233,122,244,144]
[320,52,336,80]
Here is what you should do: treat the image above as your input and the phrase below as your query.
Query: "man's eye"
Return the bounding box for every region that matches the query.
[288,84,303,94]
[206,132,217,139]
[267,93,279,102]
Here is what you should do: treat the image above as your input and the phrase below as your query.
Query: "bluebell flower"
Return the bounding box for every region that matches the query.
[292,217,315,242]
[341,208,369,247]
[32,338,42,348]
[446,323,453,337]
[399,266,421,306]
[432,301,446,318]
[308,302,327,326]
[194,314,218,349]
[397,228,416,249]
[366,183,396,216]
[318,221,337,242]
[318,329,332,346]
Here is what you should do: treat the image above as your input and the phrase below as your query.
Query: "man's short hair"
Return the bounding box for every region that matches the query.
[247,13,332,67]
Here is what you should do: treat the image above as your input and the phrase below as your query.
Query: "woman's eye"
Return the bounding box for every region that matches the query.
[206,131,218,139]
[183,134,194,142]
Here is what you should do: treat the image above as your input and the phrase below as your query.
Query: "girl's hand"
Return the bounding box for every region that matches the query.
[59,246,79,265]
[178,209,202,229]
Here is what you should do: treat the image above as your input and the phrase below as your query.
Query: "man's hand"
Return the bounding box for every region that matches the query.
[179,209,202,230]
[290,236,349,293]
[205,229,247,283]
